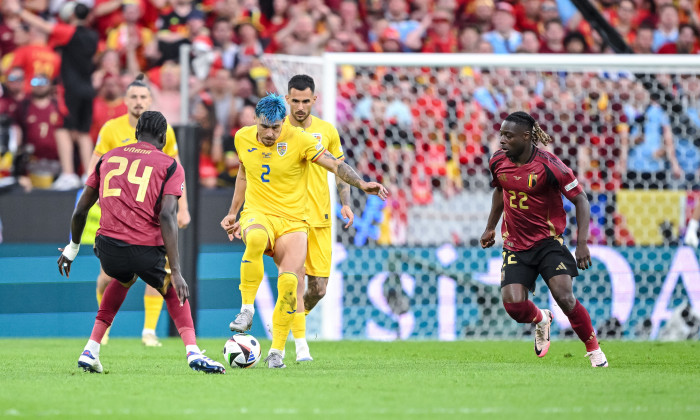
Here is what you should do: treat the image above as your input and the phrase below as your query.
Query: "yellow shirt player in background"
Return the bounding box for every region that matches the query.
[283,74,353,362]
[84,74,191,347]
[220,93,387,368]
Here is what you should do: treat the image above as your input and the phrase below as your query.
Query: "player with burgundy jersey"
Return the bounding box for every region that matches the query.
[480,111,608,368]
[57,111,224,375]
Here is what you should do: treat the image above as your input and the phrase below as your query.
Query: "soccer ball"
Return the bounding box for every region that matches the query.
[223,333,262,368]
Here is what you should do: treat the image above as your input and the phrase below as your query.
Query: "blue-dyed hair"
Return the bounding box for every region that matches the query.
[255,93,287,123]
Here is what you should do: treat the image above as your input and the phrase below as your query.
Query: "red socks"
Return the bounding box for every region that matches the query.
[163,286,196,346]
[90,279,129,342]
[565,300,599,352]
[503,300,543,324]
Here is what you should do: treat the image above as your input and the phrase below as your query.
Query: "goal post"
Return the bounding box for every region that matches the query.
[262,52,700,341]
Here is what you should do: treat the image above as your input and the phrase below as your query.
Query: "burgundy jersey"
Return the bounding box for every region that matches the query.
[13,99,62,160]
[86,142,185,246]
[489,147,584,251]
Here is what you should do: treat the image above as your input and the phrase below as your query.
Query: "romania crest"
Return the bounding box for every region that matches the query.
[277,142,287,156]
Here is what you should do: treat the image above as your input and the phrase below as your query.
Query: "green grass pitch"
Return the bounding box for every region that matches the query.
[1,338,698,419]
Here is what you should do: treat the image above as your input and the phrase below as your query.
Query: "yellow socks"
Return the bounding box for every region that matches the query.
[271,272,298,351]
[291,312,306,339]
[240,228,268,305]
[96,290,103,308]
[143,294,164,331]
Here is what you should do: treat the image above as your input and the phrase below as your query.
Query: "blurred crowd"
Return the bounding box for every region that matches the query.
[0,0,699,193]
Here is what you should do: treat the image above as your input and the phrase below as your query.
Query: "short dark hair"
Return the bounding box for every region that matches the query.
[74,3,89,20]
[135,111,167,141]
[288,74,315,93]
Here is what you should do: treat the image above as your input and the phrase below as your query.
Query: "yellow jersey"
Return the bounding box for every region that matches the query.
[235,124,326,221]
[95,114,178,157]
[284,116,344,227]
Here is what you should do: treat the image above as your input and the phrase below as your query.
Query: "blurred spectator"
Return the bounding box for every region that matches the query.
[462,0,494,34]
[563,31,589,53]
[0,2,20,58]
[232,20,264,71]
[615,0,639,45]
[539,19,566,53]
[420,9,458,53]
[105,1,154,72]
[622,83,682,188]
[206,68,235,133]
[337,0,369,51]
[652,4,679,51]
[458,25,482,53]
[89,73,127,143]
[12,74,63,190]
[657,23,699,53]
[10,23,60,93]
[156,0,199,64]
[483,2,522,54]
[372,23,403,52]
[383,0,424,52]
[93,0,127,38]
[92,49,123,91]
[633,23,655,53]
[152,61,182,125]
[211,17,236,70]
[514,0,542,33]
[191,92,223,189]
[16,1,98,190]
[516,29,541,53]
[273,13,329,55]
[1,67,26,110]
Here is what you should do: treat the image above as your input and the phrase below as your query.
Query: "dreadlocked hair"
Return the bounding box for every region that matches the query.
[127,73,150,92]
[135,111,167,140]
[504,111,552,146]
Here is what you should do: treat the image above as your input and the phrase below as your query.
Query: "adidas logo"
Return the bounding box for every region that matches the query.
[556,262,567,271]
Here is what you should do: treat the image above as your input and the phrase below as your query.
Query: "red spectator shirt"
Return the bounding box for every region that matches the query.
[10,44,61,93]
[86,142,185,246]
[90,97,127,143]
[12,99,63,160]
[489,148,584,251]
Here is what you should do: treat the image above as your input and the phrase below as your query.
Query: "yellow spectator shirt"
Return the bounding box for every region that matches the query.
[235,124,326,221]
[284,116,344,227]
[95,114,178,157]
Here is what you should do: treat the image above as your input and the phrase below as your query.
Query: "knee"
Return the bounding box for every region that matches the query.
[503,301,534,323]
[278,272,298,291]
[557,295,577,313]
[245,229,268,254]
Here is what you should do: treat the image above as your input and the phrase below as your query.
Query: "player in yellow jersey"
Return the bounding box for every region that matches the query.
[85,74,191,346]
[220,93,387,368]
[284,75,353,361]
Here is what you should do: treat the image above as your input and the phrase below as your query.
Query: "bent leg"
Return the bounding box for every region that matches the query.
[501,284,545,324]
[270,231,307,353]
[90,278,133,343]
[304,275,329,313]
[240,225,270,305]
[548,275,599,352]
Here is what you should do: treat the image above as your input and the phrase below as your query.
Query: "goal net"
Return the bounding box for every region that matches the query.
[262,53,700,341]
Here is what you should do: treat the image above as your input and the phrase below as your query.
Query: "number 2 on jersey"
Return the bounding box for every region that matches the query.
[508,190,529,209]
[261,164,271,182]
[103,156,154,202]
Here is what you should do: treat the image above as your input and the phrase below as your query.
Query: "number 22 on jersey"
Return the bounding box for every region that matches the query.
[103,156,153,202]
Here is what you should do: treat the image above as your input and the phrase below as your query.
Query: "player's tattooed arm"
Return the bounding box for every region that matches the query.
[315,151,388,199]
[336,174,354,228]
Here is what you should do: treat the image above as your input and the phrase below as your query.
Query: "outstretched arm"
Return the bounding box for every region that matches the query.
[336,176,354,228]
[480,187,504,249]
[220,162,247,240]
[57,186,99,277]
[160,194,189,305]
[16,7,55,34]
[314,151,388,199]
[570,192,591,270]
